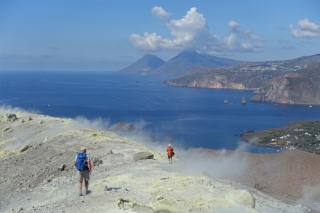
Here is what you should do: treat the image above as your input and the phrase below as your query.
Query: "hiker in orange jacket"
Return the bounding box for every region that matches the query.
[167,144,174,164]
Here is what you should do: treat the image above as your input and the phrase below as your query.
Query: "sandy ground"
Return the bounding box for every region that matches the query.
[198,149,320,212]
[0,108,318,213]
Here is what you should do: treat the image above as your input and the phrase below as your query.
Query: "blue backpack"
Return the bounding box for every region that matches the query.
[76,152,89,171]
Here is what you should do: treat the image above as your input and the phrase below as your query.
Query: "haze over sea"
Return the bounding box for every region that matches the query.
[1,71,320,154]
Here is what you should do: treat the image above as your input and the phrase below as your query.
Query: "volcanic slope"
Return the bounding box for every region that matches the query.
[116,54,165,75]
[150,51,240,76]
[0,108,315,213]
[116,51,240,76]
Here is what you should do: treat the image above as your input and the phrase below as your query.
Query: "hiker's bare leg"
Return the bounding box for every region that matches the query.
[78,182,82,191]
[85,180,89,191]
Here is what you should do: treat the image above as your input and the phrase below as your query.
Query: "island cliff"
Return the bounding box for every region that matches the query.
[165,66,265,90]
[165,54,320,105]
[251,62,320,104]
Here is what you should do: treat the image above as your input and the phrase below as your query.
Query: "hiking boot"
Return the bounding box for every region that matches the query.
[85,190,89,195]
[79,192,83,196]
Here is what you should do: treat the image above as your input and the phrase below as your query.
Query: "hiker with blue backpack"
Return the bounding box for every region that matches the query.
[74,147,92,196]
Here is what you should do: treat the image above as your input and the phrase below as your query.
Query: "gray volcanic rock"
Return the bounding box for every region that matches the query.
[133,151,154,161]
[241,96,247,104]
[58,164,65,171]
[20,145,29,153]
[151,51,240,76]
[116,54,165,75]
[3,114,17,122]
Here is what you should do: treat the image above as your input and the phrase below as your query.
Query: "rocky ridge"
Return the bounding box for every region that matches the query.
[250,62,320,104]
[165,54,320,104]
[0,108,317,213]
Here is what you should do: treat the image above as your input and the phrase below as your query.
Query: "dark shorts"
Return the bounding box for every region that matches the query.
[78,170,90,182]
[168,155,173,159]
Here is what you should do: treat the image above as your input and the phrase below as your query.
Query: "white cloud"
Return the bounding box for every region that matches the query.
[227,23,265,47]
[224,34,238,50]
[151,6,170,21]
[224,34,263,52]
[298,18,320,32]
[227,20,239,33]
[129,7,265,54]
[289,18,320,38]
[129,32,178,51]
[241,29,265,41]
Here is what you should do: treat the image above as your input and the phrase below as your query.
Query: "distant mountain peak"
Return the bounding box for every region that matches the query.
[175,51,200,57]
[116,51,240,76]
[179,50,198,54]
[150,52,240,76]
[116,54,165,75]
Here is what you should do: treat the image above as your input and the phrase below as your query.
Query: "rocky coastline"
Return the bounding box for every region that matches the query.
[165,58,320,105]
[0,108,319,212]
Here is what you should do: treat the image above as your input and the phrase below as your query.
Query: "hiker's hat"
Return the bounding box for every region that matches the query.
[168,144,171,147]
[81,147,86,151]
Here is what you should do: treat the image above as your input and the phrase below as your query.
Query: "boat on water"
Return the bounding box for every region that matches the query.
[309,103,312,108]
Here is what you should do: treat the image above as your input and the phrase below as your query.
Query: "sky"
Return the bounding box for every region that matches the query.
[0,0,320,71]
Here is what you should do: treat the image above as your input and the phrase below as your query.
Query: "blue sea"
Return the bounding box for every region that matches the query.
[1,71,320,154]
